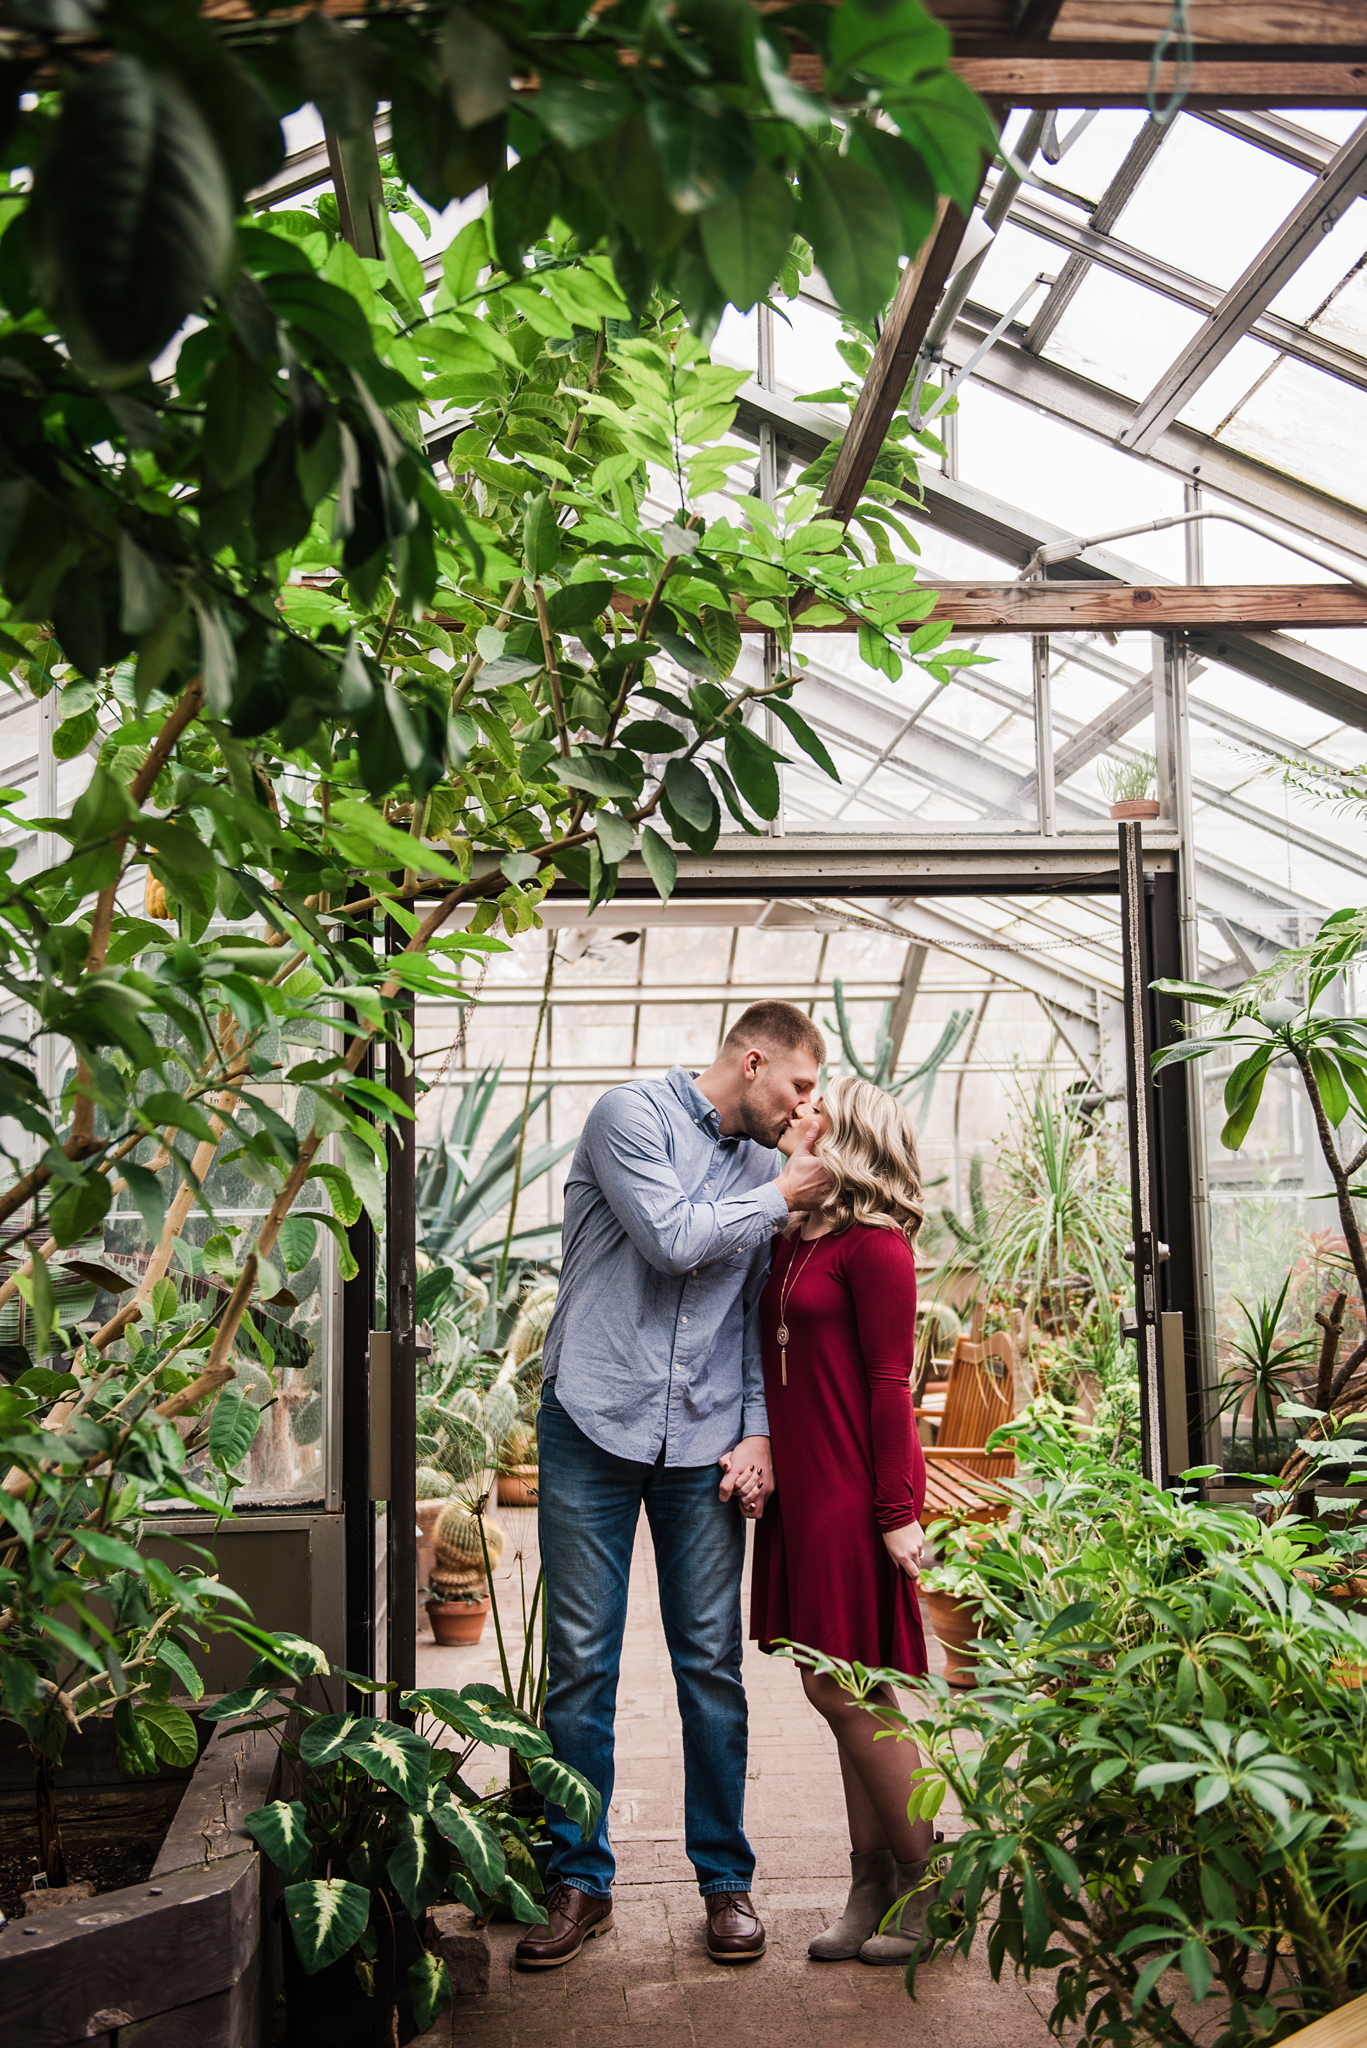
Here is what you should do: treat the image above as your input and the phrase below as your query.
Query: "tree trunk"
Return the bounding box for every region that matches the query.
[32,1747,68,1888]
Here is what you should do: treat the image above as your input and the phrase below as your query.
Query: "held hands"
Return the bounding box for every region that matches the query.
[774,1119,833,1215]
[882,1519,926,1580]
[718,1435,774,1520]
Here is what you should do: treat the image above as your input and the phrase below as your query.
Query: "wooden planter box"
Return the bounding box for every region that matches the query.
[0,1712,282,2048]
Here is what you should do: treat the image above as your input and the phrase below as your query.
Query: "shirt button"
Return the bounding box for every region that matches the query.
[681,1316,689,1325]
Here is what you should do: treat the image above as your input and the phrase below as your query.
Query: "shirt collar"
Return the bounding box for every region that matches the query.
[667,1065,730,1141]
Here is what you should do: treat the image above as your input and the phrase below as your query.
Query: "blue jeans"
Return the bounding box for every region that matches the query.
[536,1379,753,1899]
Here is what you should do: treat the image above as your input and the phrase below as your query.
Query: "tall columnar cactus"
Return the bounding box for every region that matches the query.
[827,978,974,1123]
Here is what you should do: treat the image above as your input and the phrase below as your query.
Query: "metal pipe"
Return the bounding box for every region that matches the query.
[1021,506,1367,591]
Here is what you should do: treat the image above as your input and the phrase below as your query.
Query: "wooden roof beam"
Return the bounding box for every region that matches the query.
[771,583,1367,633]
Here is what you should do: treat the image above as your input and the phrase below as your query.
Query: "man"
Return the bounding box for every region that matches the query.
[517,1001,831,1970]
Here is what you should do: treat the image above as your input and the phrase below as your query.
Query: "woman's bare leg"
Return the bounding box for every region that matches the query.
[802,1667,934,1865]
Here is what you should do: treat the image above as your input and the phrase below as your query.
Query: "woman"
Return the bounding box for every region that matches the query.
[745,1076,934,1966]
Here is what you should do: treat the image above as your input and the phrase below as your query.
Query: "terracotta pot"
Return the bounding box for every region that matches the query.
[1109,799,1160,820]
[923,1589,982,1688]
[1328,1658,1367,1689]
[428,1597,490,1646]
[498,1465,539,1506]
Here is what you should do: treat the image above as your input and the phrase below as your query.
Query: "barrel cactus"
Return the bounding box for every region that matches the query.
[431,1504,505,1602]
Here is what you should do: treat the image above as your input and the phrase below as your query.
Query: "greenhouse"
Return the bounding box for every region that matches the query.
[0,4,1366,2046]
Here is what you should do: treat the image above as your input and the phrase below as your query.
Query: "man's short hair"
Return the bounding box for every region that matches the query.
[723,1000,825,1066]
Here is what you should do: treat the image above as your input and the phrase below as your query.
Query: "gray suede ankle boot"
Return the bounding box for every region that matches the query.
[858,1856,937,1965]
[808,1849,897,1961]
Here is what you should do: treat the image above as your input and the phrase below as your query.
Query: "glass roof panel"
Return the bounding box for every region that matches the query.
[1266,192,1367,326]
[1039,265,1208,401]
[1212,358,1367,510]
[1106,115,1315,289]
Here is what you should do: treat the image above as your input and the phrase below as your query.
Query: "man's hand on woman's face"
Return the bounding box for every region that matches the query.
[774,1119,833,1213]
[718,1435,774,1519]
[882,1519,926,1579]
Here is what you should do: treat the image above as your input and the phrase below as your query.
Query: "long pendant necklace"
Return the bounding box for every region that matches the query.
[775,1234,821,1385]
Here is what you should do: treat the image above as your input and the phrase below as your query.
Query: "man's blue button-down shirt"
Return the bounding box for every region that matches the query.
[542,1065,789,1467]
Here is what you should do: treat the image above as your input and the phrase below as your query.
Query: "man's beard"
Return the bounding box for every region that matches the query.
[737,1096,792,1148]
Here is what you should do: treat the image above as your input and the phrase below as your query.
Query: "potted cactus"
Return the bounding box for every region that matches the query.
[498,1421,539,1507]
[424,1504,505,1646]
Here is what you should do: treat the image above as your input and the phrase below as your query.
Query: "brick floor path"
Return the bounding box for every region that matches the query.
[412,1505,1064,2048]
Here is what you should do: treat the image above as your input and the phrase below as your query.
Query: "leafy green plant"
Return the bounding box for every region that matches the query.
[1154,909,1367,1475]
[0,0,999,1907]
[812,1406,1367,2047]
[418,1066,572,1275]
[0,1346,284,1884]
[990,1088,1129,1344]
[213,1638,598,2034]
[1217,1278,1321,1473]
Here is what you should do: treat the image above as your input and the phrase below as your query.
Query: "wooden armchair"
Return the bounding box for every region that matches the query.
[918,1331,1016,1526]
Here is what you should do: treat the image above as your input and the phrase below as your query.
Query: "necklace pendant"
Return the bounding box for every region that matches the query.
[776,1322,789,1347]
[781,1347,787,1386]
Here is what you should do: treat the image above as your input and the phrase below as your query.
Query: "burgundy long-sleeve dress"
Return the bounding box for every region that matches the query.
[750,1223,928,1674]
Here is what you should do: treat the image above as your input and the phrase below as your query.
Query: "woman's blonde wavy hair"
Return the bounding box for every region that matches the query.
[814,1074,924,1246]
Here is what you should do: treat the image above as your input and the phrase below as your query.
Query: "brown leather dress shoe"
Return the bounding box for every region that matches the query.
[514,1882,614,1970]
[705,1890,766,1962]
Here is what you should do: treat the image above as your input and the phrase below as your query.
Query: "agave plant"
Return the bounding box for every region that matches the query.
[418,1066,575,1272]
[826,978,973,1122]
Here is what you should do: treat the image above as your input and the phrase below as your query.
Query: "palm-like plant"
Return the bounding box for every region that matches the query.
[990,1089,1129,1340]
[1217,1276,1320,1471]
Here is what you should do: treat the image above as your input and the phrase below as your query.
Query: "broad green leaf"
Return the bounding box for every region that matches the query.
[527,1753,602,1838]
[798,147,900,326]
[1180,1939,1214,2004]
[31,56,235,382]
[299,1712,364,1769]
[523,492,560,580]
[766,696,839,780]
[498,1875,548,1925]
[700,162,794,312]
[644,86,755,214]
[408,1952,452,2035]
[1132,1951,1179,2013]
[724,725,781,819]
[209,1383,261,1472]
[245,1633,330,1684]
[136,1700,198,1768]
[640,827,677,905]
[198,1684,283,1722]
[276,1215,318,1273]
[592,810,635,865]
[156,1638,205,1701]
[828,0,950,85]
[282,1877,370,1974]
[428,1793,506,1894]
[387,1809,447,1918]
[663,758,715,832]
[534,74,633,151]
[245,1798,313,1879]
[344,1722,432,1802]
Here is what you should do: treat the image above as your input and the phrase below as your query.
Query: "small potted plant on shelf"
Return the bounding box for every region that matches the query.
[1099,751,1160,820]
[424,1504,505,1646]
